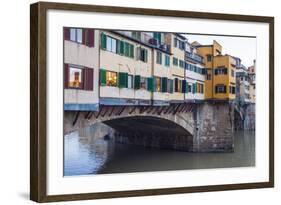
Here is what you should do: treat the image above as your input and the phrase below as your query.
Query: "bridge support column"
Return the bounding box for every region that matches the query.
[193,102,234,152]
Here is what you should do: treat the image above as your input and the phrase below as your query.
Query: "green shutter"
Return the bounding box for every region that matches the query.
[120,41,125,55]
[147,77,154,91]
[130,44,134,58]
[101,33,107,50]
[134,75,141,89]
[124,42,129,57]
[144,49,148,62]
[161,77,168,93]
[118,72,128,88]
[100,69,107,86]
[185,82,189,93]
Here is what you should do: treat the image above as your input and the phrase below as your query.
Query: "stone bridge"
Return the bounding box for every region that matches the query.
[64,102,235,152]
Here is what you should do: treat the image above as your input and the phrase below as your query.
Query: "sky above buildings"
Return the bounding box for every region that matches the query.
[184,34,256,68]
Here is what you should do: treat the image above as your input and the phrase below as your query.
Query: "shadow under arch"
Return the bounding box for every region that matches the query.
[103,116,194,151]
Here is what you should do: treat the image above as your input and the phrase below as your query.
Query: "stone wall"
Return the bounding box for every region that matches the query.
[193,102,234,152]
[244,104,255,130]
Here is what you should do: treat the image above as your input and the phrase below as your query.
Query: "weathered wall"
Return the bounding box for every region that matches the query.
[193,102,234,152]
[243,104,255,130]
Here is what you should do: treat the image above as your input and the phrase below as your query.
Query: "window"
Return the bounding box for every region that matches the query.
[178,80,182,93]
[179,60,184,68]
[231,69,235,77]
[156,51,162,64]
[215,85,227,93]
[106,71,118,86]
[132,31,141,40]
[207,74,212,80]
[128,75,133,89]
[138,47,148,62]
[65,64,94,90]
[188,84,192,93]
[215,67,228,75]
[155,77,161,92]
[173,57,178,66]
[167,79,174,93]
[165,55,170,67]
[139,48,148,62]
[106,36,117,53]
[68,67,83,88]
[70,28,83,43]
[207,55,212,62]
[229,86,236,94]
[174,38,185,50]
[140,77,147,89]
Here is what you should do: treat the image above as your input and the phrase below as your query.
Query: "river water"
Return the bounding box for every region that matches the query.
[64,125,255,176]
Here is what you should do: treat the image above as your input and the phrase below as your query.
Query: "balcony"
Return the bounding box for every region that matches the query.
[185,52,204,64]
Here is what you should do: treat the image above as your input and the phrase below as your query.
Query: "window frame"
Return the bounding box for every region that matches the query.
[68,65,84,89]
[106,71,118,87]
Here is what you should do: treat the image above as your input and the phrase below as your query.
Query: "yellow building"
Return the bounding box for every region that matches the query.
[194,40,236,100]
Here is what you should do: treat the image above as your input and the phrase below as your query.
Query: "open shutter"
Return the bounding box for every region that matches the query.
[100,69,107,86]
[84,68,94,91]
[101,33,107,50]
[64,28,70,40]
[192,83,196,94]
[134,75,141,89]
[118,72,128,88]
[86,29,95,47]
[64,64,69,88]
[182,80,186,93]
[130,44,134,58]
[161,77,167,93]
[174,78,178,92]
[82,29,86,45]
[147,77,154,92]
[136,47,141,60]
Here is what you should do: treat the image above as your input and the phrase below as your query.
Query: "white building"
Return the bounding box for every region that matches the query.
[64,27,99,111]
[184,42,206,102]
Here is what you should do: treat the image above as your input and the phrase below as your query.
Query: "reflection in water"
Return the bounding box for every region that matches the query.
[64,124,255,176]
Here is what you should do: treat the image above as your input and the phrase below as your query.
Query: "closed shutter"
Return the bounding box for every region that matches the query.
[64,63,69,88]
[101,33,107,50]
[100,69,107,86]
[134,75,141,89]
[144,49,148,62]
[174,78,178,92]
[84,67,94,90]
[86,29,95,47]
[120,41,125,55]
[147,77,154,91]
[64,28,70,40]
[118,72,128,88]
[130,44,134,58]
[169,79,174,93]
[161,77,168,93]
[182,80,186,93]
